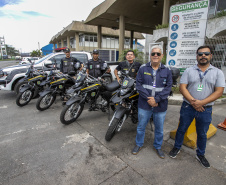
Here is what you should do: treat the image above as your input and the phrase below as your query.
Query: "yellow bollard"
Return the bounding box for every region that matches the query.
[170,119,217,149]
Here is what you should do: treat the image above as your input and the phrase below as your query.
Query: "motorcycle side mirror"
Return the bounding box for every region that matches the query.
[101,62,108,70]
[74,62,81,69]
[44,60,53,68]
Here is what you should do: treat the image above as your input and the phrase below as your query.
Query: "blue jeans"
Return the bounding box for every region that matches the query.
[136,108,167,149]
[174,101,212,156]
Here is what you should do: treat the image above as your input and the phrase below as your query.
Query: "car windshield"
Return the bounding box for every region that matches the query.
[34,53,54,64]
[71,53,88,63]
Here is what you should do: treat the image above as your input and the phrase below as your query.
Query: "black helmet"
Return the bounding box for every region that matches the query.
[93,49,99,54]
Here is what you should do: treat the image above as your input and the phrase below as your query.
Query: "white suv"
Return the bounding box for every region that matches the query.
[0,51,92,93]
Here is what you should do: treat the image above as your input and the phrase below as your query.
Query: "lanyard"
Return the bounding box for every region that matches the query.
[151,70,157,97]
[198,69,208,84]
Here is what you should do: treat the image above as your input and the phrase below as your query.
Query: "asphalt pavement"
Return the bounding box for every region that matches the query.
[0,60,225,185]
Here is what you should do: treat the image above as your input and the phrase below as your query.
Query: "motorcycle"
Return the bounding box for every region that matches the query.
[36,62,82,111]
[16,64,48,107]
[105,71,138,141]
[60,73,120,125]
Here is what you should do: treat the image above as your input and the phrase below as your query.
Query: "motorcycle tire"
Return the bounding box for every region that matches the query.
[36,93,56,111]
[105,117,121,141]
[60,102,84,125]
[16,89,34,107]
[14,81,28,94]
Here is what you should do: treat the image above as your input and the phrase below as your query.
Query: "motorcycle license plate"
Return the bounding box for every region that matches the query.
[59,85,63,89]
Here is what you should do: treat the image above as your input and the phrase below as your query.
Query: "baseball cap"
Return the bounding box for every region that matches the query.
[93,49,99,54]
[64,48,70,53]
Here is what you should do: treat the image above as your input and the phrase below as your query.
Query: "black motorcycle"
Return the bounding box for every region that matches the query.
[36,61,83,111]
[16,65,48,107]
[105,72,138,141]
[60,73,120,125]
[35,72,76,111]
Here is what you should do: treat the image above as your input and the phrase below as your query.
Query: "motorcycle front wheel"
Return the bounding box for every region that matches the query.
[36,93,56,111]
[16,89,34,107]
[60,102,84,125]
[105,117,122,141]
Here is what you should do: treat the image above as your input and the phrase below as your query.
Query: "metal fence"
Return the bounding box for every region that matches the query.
[205,36,226,69]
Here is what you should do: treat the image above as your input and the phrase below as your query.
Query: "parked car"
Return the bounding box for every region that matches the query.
[19,57,40,65]
[15,56,22,60]
[0,51,92,93]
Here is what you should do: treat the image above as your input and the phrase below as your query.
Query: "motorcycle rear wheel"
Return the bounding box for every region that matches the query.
[36,93,56,111]
[105,117,121,141]
[16,89,33,107]
[60,102,84,125]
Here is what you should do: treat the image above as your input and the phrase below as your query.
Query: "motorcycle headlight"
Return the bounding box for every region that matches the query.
[120,87,131,96]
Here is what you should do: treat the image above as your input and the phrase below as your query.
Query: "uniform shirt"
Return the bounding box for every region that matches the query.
[87,58,107,78]
[116,61,141,78]
[60,57,81,74]
[180,64,225,106]
[136,62,173,112]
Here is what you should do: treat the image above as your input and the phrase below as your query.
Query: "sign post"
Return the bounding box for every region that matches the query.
[167,0,209,71]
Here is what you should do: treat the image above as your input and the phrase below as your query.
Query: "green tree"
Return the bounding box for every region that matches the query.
[118,49,145,64]
[5,44,19,56]
[30,50,42,57]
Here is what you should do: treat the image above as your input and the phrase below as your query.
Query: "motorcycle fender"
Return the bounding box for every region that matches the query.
[114,106,128,119]
[18,78,27,83]
[66,96,82,106]
[19,84,32,92]
[39,89,54,97]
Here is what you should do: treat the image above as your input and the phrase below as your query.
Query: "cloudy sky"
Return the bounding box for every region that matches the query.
[0,0,105,53]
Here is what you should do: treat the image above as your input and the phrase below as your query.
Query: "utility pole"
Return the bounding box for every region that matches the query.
[0,36,7,59]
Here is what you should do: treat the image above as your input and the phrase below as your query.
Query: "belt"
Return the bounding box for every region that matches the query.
[203,105,212,108]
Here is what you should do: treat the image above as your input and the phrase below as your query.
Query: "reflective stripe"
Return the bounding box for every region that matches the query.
[142,84,164,92]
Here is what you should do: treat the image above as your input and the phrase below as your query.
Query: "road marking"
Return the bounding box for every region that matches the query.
[0,105,7,109]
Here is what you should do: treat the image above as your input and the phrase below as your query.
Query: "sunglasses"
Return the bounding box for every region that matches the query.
[197,52,211,56]
[151,52,161,56]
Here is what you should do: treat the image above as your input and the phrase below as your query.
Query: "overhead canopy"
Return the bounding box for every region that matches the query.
[50,21,144,43]
[85,0,179,34]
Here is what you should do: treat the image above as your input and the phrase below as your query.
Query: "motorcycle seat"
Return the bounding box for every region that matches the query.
[105,80,120,92]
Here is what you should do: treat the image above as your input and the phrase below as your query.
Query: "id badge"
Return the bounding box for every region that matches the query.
[197,84,203,91]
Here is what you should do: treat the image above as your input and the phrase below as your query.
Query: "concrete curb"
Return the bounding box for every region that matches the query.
[168,94,226,105]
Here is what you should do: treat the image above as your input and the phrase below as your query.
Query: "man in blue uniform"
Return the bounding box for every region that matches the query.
[169,46,225,168]
[132,45,173,159]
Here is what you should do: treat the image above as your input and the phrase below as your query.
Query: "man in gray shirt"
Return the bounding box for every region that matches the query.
[169,46,225,168]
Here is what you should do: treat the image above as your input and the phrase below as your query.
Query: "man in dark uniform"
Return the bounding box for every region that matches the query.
[86,49,111,111]
[114,50,141,83]
[86,49,110,78]
[60,48,83,74]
